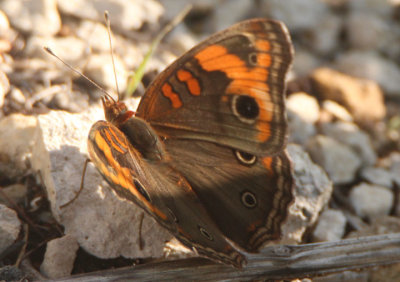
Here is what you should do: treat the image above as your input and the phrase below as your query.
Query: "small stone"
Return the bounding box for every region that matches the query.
[311,68,386,122]
[0,204,21,254]
[40,235,79,279]
[58,0,163,31]
[0,184,28,207]
[26,36,87,66]
[281,144,333,244]
[287,93,320,124]
[84,54,128,92]
[288,110,316,145]
[349,183,393,219]
[261,0,328,31]
[348,0,393,18]
[334,51,400,97]
[346,12,390,51]
[287,93,319,145]
[306,135,362,185]
[320,121,377,167]
[292,49,321,77]
[214,0,255,31]
[0,70,10,108]
[321,100,353,123]
[312,209,346,242]
[9,87,26,105]
[75,20,113,53]
[0,0,61,36]
[0,114,39,180]
[360,167,395,188]
[306,13,342,55]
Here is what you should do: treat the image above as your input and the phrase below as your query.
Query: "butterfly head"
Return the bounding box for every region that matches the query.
[101,95,134,126]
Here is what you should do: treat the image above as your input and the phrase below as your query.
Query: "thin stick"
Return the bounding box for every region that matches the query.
[104,11,120,99]
[125,5,192,98]
[60,159,91,209]
[43,47,116,102]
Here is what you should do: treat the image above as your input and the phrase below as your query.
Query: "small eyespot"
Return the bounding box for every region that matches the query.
[249,52,258,65]
[241,191,257,209]
[134,179,151,202]
[231,95,259,124]
[235,150,257,166]
[198,226,213,241]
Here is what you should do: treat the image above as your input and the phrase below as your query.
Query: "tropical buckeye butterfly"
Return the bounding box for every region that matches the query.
[88,18,294,268]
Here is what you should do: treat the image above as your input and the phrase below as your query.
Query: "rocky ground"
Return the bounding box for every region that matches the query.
[0,0,399,281]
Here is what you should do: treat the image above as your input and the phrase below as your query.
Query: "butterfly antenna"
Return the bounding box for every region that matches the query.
[104,11,121,101]
[43,46,116,102]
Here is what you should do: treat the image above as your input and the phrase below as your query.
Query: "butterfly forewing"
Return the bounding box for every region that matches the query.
[88,120,246,267]
[136,19,293,156]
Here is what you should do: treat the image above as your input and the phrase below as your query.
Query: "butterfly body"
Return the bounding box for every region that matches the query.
[87,18,294,268]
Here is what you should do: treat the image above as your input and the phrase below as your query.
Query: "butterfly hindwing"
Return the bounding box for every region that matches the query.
[165,139,294,252]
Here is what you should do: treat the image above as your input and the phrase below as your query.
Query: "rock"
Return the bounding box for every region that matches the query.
[312,209,346,242]
[292,49,321,77]
[30,102,172,260]
[0,266,25,282]
[40,235,79,279]
[76,20,114,53]
[345,12,390,51]
[287,92,320,124]
[349,183,393,219]
[0,204,21,254]
[0,0,61,36]
[261,0,328,31]
[26,36,86,66]
[305,13,342,55]
[310,68,386,122]
[320,100,353,123]
[334,51,400,97]
[214,0,255,31]
[348,0,394,18]
[0,70,9,109]
[0,184,28,207]
[84,53,128,92]
[287,93,319,145]
[282,144,333,244]
[161,0,214,24]
[320,121,377,167]
[0,114,39,181]
[288,110,316,145]
[306,135,361,185]
[58,0,164,31]
[360,167,395,188]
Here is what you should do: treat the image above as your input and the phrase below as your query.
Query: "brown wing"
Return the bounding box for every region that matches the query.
[165,139,294,252]
[88,120,245,267]
[136,19,293,156]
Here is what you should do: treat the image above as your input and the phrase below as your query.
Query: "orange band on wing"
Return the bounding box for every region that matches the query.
[162,83,183,108]
[262,156,274,176]
[93,130,168,221]
[195,45,274,142]
[256,40,271,51]
[177,69,201,96]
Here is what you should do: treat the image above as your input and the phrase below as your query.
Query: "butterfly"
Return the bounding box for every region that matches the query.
[87,18,294,268]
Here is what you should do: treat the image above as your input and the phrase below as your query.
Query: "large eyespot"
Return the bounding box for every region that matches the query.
[241,191,257,209]
[198,225,213,241]
[231,95,259,124]
[234,150,257,166]
[134,179,151,202]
